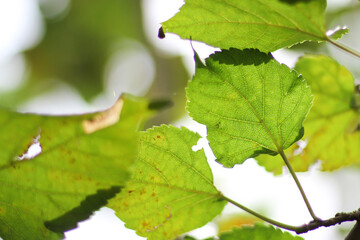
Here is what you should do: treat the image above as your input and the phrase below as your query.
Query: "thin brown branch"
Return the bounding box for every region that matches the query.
[295,208,360,234]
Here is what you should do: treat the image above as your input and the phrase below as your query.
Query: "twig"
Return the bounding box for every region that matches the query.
[279,150,320,221]
[295,208,360,234]
[220,193,299,232]
[327,38,360,59]
[221,193,360,235]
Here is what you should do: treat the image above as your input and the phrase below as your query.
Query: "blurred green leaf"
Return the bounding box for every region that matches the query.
[257,55,360,173]
[180,224,304,240]
[187,48,312,167]
[109,125,226,240]
[0,95,153,239]
[256,143,313,175]
[218,223,304,240]
[294,55,360,170]
[145,56,190,126]
[163,0,327,52]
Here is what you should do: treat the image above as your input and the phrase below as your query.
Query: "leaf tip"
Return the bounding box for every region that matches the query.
[190,40,205,70]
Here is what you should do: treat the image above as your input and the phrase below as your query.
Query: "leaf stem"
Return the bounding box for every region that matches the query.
[279,150,320,221]
[327,38,360,59]
[219,193,300,232]
[220,193,360,234]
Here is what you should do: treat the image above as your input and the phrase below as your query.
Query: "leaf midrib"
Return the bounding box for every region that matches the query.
[207,63,282,153]
[141,140,216,189]
[169,21,325,41]
[132,179,220,198]
[174,0,326,40]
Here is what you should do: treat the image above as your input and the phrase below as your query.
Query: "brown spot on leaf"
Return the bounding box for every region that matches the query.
[82,97,124,134]
[151,193,156,197]
[74,175,82,180]
[157,135,161,139]
[142,221,150,228]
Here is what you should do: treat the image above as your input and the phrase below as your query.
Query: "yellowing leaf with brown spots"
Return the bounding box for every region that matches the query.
[0,95,153,240]
[109,125,227,240]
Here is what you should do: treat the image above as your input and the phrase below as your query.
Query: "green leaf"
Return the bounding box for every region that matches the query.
[328,27,349,40]
[108,125,227,240]
[294,55,359,170]
[181,237,215,240]
[180,224,303,240]
[187,48,313,167]
[163,0,327,52]
[257,55,360,172]
[218,223,304,240]
[0,95,152,239]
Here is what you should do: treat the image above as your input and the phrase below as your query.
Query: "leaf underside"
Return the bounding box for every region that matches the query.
[163,0,327,52]
[109,125,226,240]
[187,48,313,167]
[0,95,152,239]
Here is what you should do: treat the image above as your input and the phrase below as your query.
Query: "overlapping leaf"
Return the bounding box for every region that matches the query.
[187,48,312,167]
[109,125,226,240]
[162,0,334,52]
[295,55,360,170]
[258,55,360,173]
[0,95,152,239]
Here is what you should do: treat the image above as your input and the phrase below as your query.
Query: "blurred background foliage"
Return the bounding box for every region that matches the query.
[0,0,189,125]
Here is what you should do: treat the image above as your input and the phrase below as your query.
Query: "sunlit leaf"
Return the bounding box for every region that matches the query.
[0,95,153,239]
[257,55,360,172]
[187,48,312,167]
[109,125,227,240]
[163,0,328,52]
